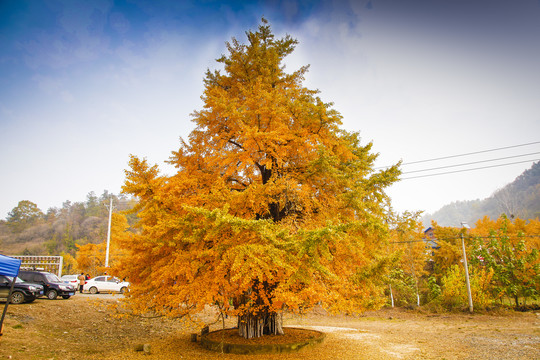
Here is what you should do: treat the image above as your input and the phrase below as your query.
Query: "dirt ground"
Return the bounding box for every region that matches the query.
[0,294,538,360]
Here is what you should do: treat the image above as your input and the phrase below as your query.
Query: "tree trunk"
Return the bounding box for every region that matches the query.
[265,312,284,336]
[237,311,284,339]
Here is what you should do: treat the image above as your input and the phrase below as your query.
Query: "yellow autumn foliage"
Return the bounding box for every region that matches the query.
[114,20,401,335]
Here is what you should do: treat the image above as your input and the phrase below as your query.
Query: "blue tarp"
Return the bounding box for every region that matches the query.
[0,255,21,277]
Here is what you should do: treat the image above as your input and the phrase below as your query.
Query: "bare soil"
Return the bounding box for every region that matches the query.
[0,294,539,359]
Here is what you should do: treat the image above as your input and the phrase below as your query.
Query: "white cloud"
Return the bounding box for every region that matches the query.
[282,4,540,215]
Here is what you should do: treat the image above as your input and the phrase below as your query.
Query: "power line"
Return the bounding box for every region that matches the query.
[401,152,540,175]
[400,159,539,180]
[375,141,540,170]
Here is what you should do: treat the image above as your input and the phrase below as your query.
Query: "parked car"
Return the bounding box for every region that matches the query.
[84,276,129,294]
[61,274,82,290]
[18,271,77,300]
[0,275,44,304]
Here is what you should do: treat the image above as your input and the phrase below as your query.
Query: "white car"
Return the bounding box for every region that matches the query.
[83,275,129,294]
[61,274,81,290]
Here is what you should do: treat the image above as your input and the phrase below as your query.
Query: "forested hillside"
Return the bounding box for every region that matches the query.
[0,191,135,256]
[423,161,540,226]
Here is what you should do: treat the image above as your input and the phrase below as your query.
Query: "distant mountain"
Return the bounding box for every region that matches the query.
[422,161,540,227]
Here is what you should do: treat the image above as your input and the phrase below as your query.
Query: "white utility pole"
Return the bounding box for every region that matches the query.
[105,197,113,268]
[461,222,473,313]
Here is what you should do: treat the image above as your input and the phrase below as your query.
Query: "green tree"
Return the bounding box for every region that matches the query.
[470,216,540,307]
[62,223,76,253]
[85,191,103,217]
[6,200,44,233]
[386,211,427,307]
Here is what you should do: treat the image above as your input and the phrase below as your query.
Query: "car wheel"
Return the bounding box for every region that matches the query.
[47,289,58,300]
[89,286,98,294]
[120,287,127,294]
[10,291,25,304]
[62,295,71,299]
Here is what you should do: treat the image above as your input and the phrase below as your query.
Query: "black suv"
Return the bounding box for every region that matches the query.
[18,271,76,300]
[0,275,44,304]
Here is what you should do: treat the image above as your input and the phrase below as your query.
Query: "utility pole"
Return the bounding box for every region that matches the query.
[409,242,420,307]
[105,197,113,268]
[461,222,473,313]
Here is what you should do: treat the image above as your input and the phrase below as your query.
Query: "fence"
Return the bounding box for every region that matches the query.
[9,256,63,277]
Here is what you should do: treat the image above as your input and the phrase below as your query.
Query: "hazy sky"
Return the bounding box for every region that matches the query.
[1,0,539,222]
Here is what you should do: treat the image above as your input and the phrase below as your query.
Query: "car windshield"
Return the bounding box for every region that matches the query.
[45,273,62,282]
[4,276,24,283]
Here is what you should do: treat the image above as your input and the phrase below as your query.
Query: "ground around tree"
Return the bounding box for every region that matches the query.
[0,294,538,359]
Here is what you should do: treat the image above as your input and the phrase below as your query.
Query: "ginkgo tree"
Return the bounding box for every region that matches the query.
[115,19,400,339]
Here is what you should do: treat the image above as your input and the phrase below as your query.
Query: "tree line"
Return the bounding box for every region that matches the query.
[388,214,540,310]
[0,191,136,266]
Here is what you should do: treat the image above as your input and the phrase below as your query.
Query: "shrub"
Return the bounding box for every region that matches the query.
[440,264,496,311]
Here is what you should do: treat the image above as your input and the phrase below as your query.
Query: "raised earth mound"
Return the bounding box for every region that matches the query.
[201,327,325,354]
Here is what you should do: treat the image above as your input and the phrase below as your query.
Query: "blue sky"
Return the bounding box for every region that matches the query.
[1,0,539,224]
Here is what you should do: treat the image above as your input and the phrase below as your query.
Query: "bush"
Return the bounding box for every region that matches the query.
[387,269,420,307]
[439,264,496,311]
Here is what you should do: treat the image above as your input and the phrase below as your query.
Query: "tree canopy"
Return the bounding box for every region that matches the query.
[116,20,400,338]
[6,200,44,233]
